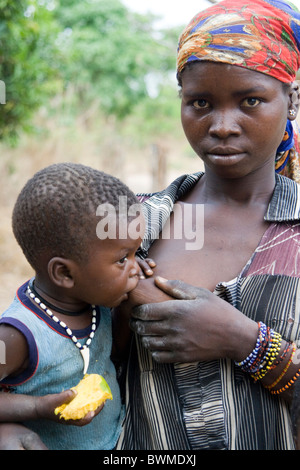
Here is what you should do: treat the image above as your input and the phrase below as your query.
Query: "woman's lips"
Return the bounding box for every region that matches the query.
[209,147,244,155]
[207,149,246,165]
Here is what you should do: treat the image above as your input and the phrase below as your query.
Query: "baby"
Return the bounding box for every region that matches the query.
[0,162,146,450]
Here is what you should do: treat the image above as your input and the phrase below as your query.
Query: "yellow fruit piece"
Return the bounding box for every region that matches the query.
[54,373,113,420]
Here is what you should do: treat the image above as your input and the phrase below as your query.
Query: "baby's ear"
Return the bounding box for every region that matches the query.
[48,257,75,288]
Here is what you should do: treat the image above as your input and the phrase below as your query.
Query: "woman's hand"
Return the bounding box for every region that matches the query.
[0,423,48,450]
[130,277,258,364]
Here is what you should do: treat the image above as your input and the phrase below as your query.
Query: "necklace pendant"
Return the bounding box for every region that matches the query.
[27,283,97,376]
[80,347,90,375]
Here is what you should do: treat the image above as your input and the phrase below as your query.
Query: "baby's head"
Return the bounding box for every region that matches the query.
[13,163,143,307]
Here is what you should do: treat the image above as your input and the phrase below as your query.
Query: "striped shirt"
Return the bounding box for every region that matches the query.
[117,172,300,450]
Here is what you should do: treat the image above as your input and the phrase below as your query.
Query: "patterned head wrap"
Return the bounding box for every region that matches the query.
[177,0,300,182]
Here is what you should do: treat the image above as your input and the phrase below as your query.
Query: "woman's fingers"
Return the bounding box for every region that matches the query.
[154,277,206,300]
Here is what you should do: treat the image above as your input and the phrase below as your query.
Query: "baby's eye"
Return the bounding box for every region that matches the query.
[193,99,209,109]
[242,97,261,108]
[118,256,128,265]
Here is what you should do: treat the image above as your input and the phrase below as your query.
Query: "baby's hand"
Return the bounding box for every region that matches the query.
[36,390,104,426]
[136,257,156,279]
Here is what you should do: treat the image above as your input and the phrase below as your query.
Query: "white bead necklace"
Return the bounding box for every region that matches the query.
[27,284,97,374]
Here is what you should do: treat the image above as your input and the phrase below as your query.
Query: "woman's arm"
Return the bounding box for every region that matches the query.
[112,275,174,363]
[0,423,48,450]
[130,277,258,363]
[130,277,300,402]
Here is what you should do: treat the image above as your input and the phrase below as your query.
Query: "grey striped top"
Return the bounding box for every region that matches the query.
[117,172,300,450]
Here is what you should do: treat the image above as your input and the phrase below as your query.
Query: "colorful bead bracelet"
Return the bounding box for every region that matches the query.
[235,322,282,380]
[270,366,300,395]
[265,343,296,392]
[235,322,300,394]
[235,322,267,373]
[251,330,282,382]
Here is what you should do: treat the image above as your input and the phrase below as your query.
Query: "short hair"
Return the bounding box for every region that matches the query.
[12,162,139,271]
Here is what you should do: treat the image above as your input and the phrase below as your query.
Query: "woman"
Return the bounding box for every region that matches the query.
[115,0,300,450]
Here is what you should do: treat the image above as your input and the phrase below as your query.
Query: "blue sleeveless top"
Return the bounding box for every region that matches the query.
[0,281,124,450]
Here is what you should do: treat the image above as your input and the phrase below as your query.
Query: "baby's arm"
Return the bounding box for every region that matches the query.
[0,324,101,425]
[0,324,45,422]
[0,323,55,422]
[0,388,76,422]
[0,324,29,384]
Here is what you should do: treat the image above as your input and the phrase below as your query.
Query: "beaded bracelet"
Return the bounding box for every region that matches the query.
[265,342,296,391]
[251,330,282,382]
[235,322,283,381]
[266,338,292,372]
[270,365,300,395]
[247,323,270,375]
[235,322,267,373]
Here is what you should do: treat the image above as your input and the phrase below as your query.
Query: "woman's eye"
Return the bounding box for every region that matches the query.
[193,99,209,109]
[242,97,261,107]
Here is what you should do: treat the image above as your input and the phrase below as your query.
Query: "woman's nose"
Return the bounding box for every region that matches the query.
[209,109,241,139]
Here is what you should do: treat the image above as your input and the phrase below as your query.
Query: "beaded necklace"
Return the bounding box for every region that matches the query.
[27,283,97,374]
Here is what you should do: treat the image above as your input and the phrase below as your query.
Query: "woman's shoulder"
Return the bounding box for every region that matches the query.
[266,174,300,222]
[137,172,204,202]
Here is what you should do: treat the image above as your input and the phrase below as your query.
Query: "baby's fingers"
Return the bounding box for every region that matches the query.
[137,257,156,278]
[64,403,105,427]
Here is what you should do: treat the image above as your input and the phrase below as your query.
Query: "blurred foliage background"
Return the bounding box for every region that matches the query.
[0,0,201,189]
[0,0,203,309]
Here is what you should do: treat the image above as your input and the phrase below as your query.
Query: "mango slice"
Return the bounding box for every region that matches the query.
[55,373,113,420]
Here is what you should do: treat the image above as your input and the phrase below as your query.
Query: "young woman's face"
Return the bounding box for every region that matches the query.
[180,62,292,179]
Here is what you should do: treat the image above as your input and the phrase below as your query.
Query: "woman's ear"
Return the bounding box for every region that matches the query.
[288,81,300,121]
[47,257,76,289]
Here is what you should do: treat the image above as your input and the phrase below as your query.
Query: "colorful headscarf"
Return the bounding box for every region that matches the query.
[177,0,300,182]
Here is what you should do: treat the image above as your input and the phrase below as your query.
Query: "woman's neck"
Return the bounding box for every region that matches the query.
[193,165,276,207]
